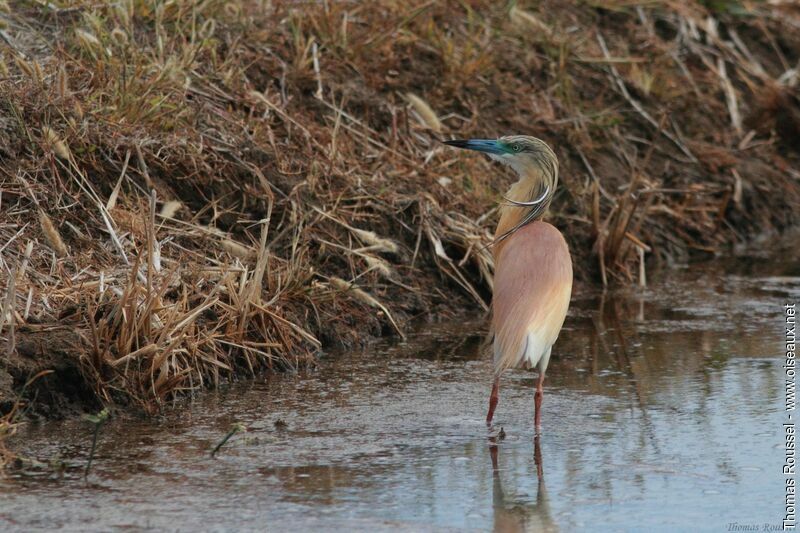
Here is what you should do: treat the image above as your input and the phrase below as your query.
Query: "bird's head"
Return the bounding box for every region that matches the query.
[443,135,560,228]
[443,135,558,179]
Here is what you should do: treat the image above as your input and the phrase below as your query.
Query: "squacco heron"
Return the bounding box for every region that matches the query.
[444,136,573,430]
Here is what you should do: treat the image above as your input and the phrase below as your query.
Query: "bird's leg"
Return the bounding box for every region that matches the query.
[534,372,545,431]
[486,377,500,426]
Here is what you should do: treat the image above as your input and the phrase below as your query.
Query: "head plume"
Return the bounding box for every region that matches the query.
[493,135,559,221]
[443,135,560,244]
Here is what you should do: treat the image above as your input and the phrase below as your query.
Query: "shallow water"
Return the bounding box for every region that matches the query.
[2,237,799,532]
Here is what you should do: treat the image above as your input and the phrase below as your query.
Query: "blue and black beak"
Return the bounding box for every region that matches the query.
[443,139,506,155]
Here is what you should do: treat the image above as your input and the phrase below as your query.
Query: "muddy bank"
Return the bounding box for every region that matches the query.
[0,1,799,423]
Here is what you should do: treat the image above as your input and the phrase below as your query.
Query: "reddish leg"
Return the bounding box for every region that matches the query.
[534,373,545,431]
[486,378,500,426]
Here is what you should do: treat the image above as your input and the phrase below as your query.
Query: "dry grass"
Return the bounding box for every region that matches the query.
[0,0,799,458]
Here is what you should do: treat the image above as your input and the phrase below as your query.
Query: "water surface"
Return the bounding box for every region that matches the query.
[2,238,798,532]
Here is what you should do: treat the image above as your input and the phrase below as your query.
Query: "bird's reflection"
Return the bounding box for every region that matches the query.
[489,435,557,533]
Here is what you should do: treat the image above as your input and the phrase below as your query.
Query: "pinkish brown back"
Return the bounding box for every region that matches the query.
[491,221,572,374]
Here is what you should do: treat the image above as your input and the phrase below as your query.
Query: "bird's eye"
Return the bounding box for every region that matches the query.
[512,144,522,152]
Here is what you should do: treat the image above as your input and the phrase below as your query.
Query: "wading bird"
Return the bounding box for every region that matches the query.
[444,136,572,430]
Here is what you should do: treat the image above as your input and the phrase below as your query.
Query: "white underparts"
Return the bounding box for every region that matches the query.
[494,329,553,374]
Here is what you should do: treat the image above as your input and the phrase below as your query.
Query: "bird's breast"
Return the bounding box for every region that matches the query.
[491,221,573,371]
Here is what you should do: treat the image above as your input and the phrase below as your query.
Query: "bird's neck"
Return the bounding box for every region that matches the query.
[493,165,555,257]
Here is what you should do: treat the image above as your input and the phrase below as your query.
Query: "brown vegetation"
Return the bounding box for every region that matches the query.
[0,0,798,450]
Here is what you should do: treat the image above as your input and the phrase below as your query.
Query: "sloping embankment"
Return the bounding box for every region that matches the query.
[0,1,798,430]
